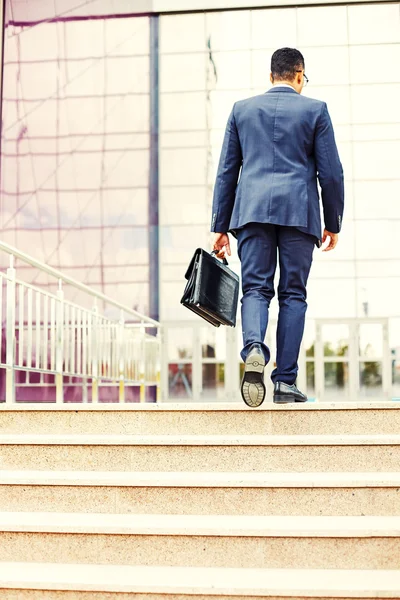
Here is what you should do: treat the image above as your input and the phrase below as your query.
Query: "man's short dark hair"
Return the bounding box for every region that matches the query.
[271,47,305,81]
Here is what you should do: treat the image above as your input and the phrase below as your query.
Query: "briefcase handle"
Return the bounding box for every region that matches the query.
[211,249,229,266]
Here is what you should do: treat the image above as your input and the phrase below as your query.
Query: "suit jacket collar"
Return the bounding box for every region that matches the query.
[266,87,298,95]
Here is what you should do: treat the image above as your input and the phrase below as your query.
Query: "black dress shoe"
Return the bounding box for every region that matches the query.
[241,344,266,408]
[273,382,307,404]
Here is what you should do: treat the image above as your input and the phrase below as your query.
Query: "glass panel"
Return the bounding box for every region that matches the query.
[392,352,400,400]
[168,363,192,399]
[306,361,315,396]
[304,322,315,357]
[167,328,193,360]
[201,363,225,400]
[239,362,244,384]
[322,325,349,358]
[324,362,350,401]
[360,362,383,397]
[201,327,226,360]
[359,324,383,359]
[0,8,151,340]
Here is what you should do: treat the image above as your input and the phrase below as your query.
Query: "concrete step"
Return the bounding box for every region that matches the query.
[1,402,399,436]
[1,512,400,569]
[1,562,400,598]
[1,470,399,516]
[1,433,400,472]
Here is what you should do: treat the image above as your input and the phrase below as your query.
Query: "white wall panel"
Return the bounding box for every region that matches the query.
[297,5,348,47]
[348,3,400,45]
[160,187,209,226]
[160,12,206,53]
[350,44,400,84]
[302,46,350,86]
[351,84,400,125]
[250,8,297,50]
[307,279,356,318]
[205,10,251,51]
[353,140,400,180]
[160,52,207,92]
[212,51,252,90]
[304,86,351,125]
[160,148,207,186]
[161,92,207,131]
[355,221,400,260]
[354,181,400,219]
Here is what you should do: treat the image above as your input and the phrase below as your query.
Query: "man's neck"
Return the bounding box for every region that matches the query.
[272,81,296,90]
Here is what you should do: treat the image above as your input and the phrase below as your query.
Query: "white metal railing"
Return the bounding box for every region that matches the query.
[162,317,393,402]
[0,241,161,404]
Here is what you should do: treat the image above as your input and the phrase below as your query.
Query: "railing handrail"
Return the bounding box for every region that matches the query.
[0,241,160,327]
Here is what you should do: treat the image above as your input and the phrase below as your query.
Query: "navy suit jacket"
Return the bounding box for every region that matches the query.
[211,87,344,246]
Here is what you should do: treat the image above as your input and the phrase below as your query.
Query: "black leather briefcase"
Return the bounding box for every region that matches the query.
[181,248,239,327]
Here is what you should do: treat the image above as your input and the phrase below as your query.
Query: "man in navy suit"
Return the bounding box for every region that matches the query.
[211,47,344,407]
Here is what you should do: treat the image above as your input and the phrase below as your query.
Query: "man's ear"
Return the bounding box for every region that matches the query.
[269,72,274,84]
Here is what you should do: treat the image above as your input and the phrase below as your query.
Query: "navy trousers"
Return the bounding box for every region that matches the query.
[236,223,315,385]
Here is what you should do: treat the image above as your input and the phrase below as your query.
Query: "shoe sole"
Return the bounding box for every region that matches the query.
[273,394,308,404]
[241,351,266,408]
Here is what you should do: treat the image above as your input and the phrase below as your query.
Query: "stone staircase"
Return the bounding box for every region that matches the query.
[0,401,399,598]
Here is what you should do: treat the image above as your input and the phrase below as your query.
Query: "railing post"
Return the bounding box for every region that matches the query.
[161,324,169,402]
[192,324,201,401]
[382,318,391,400]
[118,310,125,403]
[156,325,162,402]
[225,325,237,402]
[139,320,146,403]
[349,320,359,402]
[297,342,307,398]
[6,256,16,403]
[92,304,99,404]
[314,321,324,402]
[55,279,64,404]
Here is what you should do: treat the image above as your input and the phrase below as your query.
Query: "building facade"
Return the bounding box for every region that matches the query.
[1,1,399,401]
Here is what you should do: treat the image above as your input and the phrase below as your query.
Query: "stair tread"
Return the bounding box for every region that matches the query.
[1,562,400,596]
[1,470,400,487]
[1,433,400,445]
[0,400,399,411]
[1,511,400,536]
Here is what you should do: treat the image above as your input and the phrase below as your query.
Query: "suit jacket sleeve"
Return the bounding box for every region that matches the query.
[314,102,344,234]
[211,104,242,233]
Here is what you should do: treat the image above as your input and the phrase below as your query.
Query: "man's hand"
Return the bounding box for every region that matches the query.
[322,229,339,252]
[213,232,231,259]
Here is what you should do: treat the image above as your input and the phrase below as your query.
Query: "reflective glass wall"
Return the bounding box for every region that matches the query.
[159,3,400,399]
[1,0,150,312]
